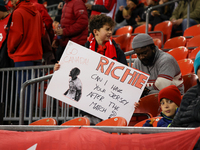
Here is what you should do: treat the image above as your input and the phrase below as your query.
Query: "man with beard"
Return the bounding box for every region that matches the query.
[132,34,184,97]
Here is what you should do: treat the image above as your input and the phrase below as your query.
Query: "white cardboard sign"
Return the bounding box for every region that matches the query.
[45,41,149,124]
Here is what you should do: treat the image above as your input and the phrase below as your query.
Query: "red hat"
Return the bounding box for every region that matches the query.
[158,85,182,107]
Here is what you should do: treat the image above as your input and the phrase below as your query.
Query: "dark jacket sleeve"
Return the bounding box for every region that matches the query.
[92,5,109,13]
[115,10,125,23]
[112,39,128,66]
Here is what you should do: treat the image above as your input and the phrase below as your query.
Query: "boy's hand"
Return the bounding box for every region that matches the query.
[134,102,140,108]
[54,62,60,71]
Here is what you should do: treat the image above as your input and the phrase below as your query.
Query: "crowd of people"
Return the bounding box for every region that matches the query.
[0,0,200,133]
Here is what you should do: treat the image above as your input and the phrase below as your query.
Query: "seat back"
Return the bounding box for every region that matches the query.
[182,73,197,93]
[153,38,162,49]
[134,117,162,127]
[115,26,133,36]
[153,21,173,43]
[188,47,200,61]
[134,93,161,117]
[114,33,131,52]
[186,35,200,49]
[95,117,127,126]
[177,58,194,76]
[163,36,186,49]
[134,24,152,34]
[183,24,200,37]
[61,117,90,126]
[128,112,152,126]
[29,118,57,125]
[167,46,188,61]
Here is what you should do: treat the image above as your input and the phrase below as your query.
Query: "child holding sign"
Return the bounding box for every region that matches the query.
[54,14,128,125]
[142,85,182,127]
[85,14,127,66]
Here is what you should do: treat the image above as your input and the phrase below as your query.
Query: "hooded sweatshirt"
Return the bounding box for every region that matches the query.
[7,0,45,62]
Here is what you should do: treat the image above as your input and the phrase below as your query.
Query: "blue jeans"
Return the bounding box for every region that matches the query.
[15,61,41,117]
[182,18,198,33]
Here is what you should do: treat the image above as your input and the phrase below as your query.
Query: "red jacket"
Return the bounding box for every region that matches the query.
[59,0,88,46]
[7,1,45,62]
[0,14,11,49]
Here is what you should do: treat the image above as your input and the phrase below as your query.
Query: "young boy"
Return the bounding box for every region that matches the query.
[86,14,127,65]
[143,85,182,127]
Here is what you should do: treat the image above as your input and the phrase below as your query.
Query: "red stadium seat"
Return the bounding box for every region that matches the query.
[177,58,194,76]
[163,36,186,50]
[167,46,188,61]
[61,117,90,126]
[29,118,57,125]
[134,116,162,127]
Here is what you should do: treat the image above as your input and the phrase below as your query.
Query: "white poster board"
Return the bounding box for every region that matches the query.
[45,41,149,124]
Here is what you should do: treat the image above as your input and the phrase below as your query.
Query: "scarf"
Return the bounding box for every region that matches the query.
[89,37,117,61]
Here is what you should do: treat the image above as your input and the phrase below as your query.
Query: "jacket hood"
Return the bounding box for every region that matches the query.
[15,1,38,16]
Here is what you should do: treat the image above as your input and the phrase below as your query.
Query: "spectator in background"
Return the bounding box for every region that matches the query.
[85,0,117,19]
[7,0,45,116]
[52,0,88,61]
[149,0,174,30]
[135,0,159,28]
[132,34,184,97]
[115,0,144,33]
[30,0,54,42]
[170,0,200,37]
[0,0,11,52]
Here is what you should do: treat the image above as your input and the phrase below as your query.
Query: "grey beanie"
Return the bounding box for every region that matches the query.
[132,33,154,49]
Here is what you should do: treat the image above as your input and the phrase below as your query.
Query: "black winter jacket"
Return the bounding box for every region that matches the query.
[170,80,200,127]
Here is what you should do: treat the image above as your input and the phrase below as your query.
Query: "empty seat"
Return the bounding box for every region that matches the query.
[167,46,188,61]
[177,58,194,76]
[163,36,186,50]
[61,117,90,126]
[29,118,57,125]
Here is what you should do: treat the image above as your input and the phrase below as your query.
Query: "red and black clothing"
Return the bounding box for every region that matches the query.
[0,13,11,49]
[85,38,127,65]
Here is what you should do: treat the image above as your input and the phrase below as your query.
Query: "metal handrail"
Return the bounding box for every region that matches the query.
[145,0,189,33]
[0,125,195,134]
[19,74,53,125]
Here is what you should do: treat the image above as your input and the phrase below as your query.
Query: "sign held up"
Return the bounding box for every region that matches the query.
[45,41,149,124]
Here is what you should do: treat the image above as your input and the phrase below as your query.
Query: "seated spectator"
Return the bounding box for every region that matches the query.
[135,0,159,28]
[142,85,181,127]
[170,0,200,37]
[170,51,200,128]
[131,33,184,97]
[150,0,175,30]
[85,0,117,19]
[115,0,144,32]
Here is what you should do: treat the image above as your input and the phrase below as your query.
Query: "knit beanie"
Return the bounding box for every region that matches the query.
[194,51,200,74]
[0,0,7,11]
[130,0,138,5]
[132,33,154,50]
[158,85,182,107]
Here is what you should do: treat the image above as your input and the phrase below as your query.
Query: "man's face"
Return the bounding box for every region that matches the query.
[134,46,155,66]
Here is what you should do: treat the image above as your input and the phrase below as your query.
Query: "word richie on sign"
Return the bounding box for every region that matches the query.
[96,57,148,89]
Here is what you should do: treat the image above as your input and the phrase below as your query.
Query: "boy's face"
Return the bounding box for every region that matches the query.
[160,98,178,118]
[94,24,113,45]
